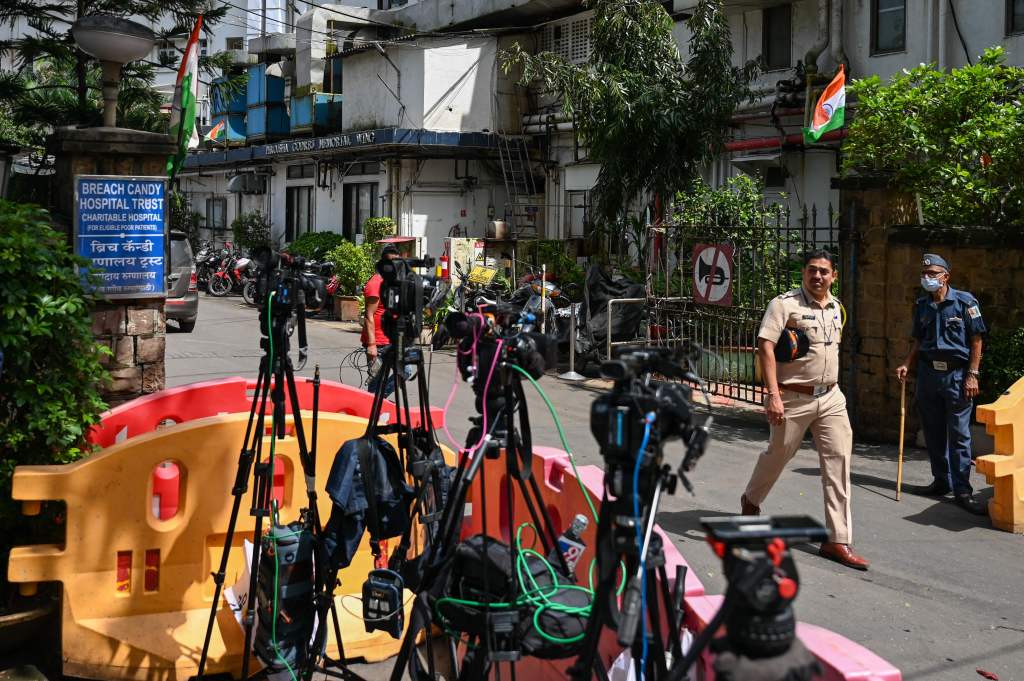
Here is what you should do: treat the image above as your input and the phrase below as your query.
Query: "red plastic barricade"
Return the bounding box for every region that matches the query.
[88,377,445,448]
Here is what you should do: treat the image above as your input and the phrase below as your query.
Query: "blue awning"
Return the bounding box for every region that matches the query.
[182,127,501,169]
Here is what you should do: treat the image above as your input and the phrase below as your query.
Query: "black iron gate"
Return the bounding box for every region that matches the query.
[648,204,843,405]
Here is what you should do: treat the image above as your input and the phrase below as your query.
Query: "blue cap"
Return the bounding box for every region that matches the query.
[922,253,949,271]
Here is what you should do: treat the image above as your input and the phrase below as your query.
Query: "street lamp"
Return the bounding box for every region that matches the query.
[71,16,156,128]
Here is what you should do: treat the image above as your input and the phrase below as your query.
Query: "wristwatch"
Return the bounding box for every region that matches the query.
[968,369,980,377]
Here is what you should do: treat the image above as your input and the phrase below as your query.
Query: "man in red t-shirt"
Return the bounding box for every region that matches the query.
[363,244,404,395]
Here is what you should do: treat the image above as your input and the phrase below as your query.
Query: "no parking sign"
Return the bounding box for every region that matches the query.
[692,243,734,307]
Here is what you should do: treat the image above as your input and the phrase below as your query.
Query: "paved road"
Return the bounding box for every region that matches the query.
[168,296,1024,681]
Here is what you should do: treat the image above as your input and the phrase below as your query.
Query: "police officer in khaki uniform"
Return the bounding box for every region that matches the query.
[740,250,869,570]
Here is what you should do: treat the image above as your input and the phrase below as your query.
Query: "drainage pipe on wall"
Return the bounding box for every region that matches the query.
[829,0,846,70]
[804,0,831,128]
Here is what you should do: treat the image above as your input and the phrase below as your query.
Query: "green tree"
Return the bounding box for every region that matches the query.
[0,1,240,142]
[843,47,1024,227]
[0,200,110,587]
[169,190,202,248]
[502,0,754,224]
[325,240,374,296]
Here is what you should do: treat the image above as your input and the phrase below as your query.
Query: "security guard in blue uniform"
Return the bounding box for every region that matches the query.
[896,254,987,515]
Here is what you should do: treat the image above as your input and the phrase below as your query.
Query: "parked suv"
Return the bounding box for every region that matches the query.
[166,230,199,332]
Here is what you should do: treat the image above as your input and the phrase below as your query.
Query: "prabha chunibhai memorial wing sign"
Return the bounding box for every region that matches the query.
[74,175,169,299]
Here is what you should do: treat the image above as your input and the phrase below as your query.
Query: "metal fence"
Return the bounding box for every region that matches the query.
[646,204,843,405]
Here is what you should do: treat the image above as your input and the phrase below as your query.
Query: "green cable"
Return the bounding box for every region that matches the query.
[266,292,298,681]
[506,364,599,523]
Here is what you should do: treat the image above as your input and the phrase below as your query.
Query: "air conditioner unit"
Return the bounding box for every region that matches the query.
[227,173,267,194]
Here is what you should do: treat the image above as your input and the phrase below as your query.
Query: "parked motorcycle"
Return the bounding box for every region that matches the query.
[508,268,575,337]
[194,240,220,289]
[208,250,253,297]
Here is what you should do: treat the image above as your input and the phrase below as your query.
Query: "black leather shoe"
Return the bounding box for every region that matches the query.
[904,480,951,497]
[954,492,988,516]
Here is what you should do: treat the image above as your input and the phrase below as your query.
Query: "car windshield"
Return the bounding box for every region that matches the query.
[170,237,193,269]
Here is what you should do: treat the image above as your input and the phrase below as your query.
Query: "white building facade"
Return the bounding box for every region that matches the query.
[174,0,1024,255]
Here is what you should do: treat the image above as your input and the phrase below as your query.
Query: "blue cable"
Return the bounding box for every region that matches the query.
[632,412,656,681]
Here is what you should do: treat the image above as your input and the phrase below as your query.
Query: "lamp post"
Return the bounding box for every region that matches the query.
[71,16,156,128]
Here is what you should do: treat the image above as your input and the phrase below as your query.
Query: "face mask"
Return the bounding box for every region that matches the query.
[921,276,943,292]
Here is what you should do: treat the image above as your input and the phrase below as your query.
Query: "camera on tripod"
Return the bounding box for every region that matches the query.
[590,346,712,496]
[376,254,437,344]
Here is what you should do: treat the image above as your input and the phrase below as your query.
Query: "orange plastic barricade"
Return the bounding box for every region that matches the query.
[9,410,427,681]
[976,375,1024,532]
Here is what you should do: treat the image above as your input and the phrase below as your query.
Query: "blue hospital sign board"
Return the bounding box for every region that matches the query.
[74,175,169,299]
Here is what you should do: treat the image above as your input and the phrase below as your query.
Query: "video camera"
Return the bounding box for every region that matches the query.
[376,254,437,345]
[590,346,712,496]
[251,247,307,315]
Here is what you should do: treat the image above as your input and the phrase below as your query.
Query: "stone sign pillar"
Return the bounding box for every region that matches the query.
[51,127,176,406]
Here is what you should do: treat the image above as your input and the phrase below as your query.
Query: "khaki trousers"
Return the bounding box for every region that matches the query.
[743,386,854,544]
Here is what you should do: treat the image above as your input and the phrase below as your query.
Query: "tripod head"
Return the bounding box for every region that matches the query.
[701,516,828,659]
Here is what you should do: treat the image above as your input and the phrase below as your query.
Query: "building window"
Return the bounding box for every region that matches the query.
[226,36,244,50]
[1008,0,1024,34]
[872,0,906,54]
[206,197,227,231]
[762,4,792,71]
[199,39,208,58]
[343,182,378,241]
[286,186,314,243]
[287,163,315,179]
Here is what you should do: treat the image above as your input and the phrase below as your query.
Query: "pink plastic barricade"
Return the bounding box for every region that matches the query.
[461,446,900,681]
[88,376,445,448]
[685,595,902,680]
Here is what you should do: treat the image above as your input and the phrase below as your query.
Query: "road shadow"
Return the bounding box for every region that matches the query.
[656,508,736,541]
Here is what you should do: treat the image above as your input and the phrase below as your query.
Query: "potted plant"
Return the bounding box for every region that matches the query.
[326,240,373,321]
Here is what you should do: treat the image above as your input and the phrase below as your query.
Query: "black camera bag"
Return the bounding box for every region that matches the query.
[435,534,589,659]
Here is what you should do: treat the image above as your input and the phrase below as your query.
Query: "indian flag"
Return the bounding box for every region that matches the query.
[167,15,204,178]
[205,119,226,142]
[804,64,845,143]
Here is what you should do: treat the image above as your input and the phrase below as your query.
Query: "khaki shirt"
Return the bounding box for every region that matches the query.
[758,287,843,387]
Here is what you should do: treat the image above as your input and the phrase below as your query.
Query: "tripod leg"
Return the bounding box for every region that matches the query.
[240,467,272,681]
[197,358,273,678]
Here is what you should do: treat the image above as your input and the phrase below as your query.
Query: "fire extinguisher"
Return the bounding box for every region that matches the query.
[439,254,450,280]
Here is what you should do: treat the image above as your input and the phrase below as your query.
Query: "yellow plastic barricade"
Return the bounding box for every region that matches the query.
[8,411,424,680]
[976,375,1024,533]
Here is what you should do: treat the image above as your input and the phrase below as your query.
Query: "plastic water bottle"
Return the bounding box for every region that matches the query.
[550,513,588,576]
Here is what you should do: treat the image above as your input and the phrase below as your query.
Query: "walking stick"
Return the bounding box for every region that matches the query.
[897,379,906,501]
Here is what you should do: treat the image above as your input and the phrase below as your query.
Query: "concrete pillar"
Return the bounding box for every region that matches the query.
[51,126,177,406]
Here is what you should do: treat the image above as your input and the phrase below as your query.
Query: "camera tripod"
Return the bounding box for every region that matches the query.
[387,340,582,681]
[195,281,365,681]
[569,455,688,681]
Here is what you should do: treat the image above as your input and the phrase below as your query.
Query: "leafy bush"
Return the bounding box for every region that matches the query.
[844,47,1024,227]
[231,210,272,251]
[0,201,109,580]
[362,216,396,244]
[285,231,345,261]
[980,326,1024,405]
[325,240,374,296]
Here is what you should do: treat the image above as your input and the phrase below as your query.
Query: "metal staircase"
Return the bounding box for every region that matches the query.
[498,135,541,239]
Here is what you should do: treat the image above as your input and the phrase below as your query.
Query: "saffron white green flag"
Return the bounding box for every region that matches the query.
[205,119,226,142]
[803,64,845,143]
[167,15,204,178]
